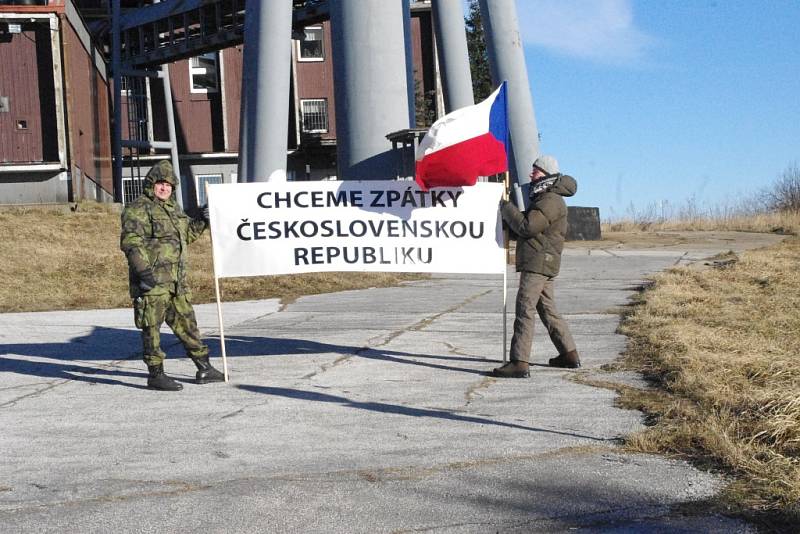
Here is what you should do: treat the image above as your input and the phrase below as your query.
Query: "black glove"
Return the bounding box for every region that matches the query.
[138,267,157,292]
[201,204,210,223]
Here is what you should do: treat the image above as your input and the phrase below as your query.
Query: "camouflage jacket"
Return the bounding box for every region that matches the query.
[501,174,577,277]
[120,162,207,298]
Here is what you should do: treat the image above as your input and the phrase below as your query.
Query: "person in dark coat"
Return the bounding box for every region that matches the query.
[493,155,581,378]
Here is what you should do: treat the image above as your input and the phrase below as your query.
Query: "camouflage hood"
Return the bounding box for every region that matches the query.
[144,160,179,200]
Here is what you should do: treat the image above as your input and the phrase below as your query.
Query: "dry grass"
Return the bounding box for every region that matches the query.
[604,208,800,235]
[0,202,424,313]
[617,236,800,525]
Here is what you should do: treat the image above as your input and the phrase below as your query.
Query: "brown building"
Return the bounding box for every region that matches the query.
[0,0,112,203]
[0,0,439,206]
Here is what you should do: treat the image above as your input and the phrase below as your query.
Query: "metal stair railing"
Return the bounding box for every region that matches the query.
[117,0,330,68]
[121,73,148,204]
[111,0,330,204]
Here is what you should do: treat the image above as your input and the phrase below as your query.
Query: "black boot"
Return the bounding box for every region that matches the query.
[491,360,530,378]
[194,356,225,384]
[147,364,183,391]
[548,350,581,369]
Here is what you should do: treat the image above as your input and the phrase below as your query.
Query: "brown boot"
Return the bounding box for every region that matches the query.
[548,350,581,369]
[492,360,530,378]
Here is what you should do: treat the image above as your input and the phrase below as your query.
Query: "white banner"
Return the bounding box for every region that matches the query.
[207,181,505,278]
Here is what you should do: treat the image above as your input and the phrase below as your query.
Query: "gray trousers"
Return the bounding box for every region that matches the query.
[509,271,576,363]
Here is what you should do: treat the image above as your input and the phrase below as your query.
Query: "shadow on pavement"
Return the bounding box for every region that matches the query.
[215,335,498,376]
[0,327,147,389]
[0,327,142,361]
[0,356,149,390]
[1,327,497,386]
[237,384,614,442]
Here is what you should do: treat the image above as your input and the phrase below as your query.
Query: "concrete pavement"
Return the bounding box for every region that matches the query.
[0,232,784,533]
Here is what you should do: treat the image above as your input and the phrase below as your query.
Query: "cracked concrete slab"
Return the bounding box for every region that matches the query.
[0,232,784,532]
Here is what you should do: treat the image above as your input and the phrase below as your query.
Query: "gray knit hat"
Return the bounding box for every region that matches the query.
[533,155,559,175]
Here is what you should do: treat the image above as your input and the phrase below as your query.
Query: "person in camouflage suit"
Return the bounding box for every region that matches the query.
[120,160,224,391]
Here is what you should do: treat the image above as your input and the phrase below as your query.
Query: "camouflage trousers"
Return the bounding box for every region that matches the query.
[133,293,208,366]
[509,271,576,363]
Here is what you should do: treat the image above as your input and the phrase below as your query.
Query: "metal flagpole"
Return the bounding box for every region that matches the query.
[205,183,229,382]
[501,81,511,363]
[502,171,510,363]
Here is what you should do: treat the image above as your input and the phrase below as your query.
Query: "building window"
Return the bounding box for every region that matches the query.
[189,52,219,93]
[297,26,324,61]
[119,75,131,96]
[300,99,328,133]
[122,176,144,205]
[196,174,223,205]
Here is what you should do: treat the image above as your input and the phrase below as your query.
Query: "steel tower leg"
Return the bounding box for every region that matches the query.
[402,0,415,128]
[330,0,411,180]
[432,0,474,112]
[239,0,293,182]
[479,0,539,189]
[236,84,247,182]
[112,0,123,202]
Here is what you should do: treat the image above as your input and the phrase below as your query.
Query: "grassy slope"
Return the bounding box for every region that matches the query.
[617,236,800,526]
[0,203,423,313]
[603,210,799,235]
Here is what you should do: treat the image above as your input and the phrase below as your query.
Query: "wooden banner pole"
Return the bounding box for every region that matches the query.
[213,273,229,382]
[205,183,229,382]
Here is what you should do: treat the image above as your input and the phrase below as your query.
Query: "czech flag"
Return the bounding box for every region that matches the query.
[415,81,508,190]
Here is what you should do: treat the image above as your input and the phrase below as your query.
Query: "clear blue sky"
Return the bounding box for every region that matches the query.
[503,0,800,220]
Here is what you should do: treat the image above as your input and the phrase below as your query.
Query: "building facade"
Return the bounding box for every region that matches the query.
[0,0,439,206]
[0,0,112,204]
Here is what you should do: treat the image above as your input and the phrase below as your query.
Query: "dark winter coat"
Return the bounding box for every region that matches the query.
[120,161,207,298]
[501,174,577,277]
